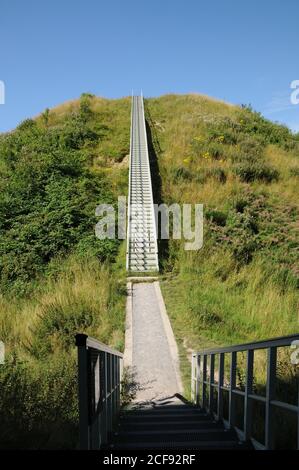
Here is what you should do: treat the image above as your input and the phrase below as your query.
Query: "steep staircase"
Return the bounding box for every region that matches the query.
[111,397,249,450]
[126,95,159,272]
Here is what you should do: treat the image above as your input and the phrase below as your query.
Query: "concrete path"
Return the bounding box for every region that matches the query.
[124,281,182,404]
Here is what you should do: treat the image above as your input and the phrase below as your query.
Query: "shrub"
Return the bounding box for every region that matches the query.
[205,209,227,226]
[238,107,295,147]
[207,142,224,160]
[207,126,238,145]
[237,136,264,159]
[197,167,227,184]
[30,303,97,358]
[0,354,78,449]
[171,166,192,181]
[234,162,279,183]
[0,111,117,295]
[121,367,142,406]
[289,167,299,177]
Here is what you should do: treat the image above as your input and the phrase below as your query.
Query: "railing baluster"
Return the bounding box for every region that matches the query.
[191,354,195,403]
[229,351,236,428]
[202,355,207,409]
[244,349,254,440]
[75,334,89,450]
[218,353,224,421]
[103,351,108,444]
[265,346,277,449]
[196,354,201,406]
[209,354,215,414]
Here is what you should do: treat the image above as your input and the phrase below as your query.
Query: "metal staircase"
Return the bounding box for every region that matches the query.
[111,397,250,450]
[126,95,159,272]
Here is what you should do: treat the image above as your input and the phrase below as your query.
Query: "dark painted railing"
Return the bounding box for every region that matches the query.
[192,334,299,450]
[75,334,123,449]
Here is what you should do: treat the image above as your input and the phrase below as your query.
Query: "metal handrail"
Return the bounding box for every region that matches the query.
[194,334,299,355]
[140,95,159,265]
[191,333,299,450]
[125,93,134,270]
[75,333,123,449]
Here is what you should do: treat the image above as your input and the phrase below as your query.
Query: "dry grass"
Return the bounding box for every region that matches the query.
[146,94,299,358]
[0,256,126,359]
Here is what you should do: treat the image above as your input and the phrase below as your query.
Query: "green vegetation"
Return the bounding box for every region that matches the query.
[144,95,299,386]
[0,94,130,448]
[1,92,298,447]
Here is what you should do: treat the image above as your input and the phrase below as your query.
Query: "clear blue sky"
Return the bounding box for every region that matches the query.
[0,0,298,132]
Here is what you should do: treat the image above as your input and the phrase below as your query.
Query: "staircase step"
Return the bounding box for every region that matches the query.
[111,440,245,450]
[118,420,223,432]
[114,429,236,445]
[121,411,211,421]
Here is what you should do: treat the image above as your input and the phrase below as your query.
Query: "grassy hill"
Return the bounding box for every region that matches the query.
[0,93,298,446]
[0,94,130,447]
[145,94,299,389]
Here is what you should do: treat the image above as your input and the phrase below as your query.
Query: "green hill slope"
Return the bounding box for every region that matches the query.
[145,94,299,375]
[0,93,298,447]
[0,94,130,447]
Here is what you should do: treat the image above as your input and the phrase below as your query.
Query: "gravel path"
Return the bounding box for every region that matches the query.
[129,282,182,403]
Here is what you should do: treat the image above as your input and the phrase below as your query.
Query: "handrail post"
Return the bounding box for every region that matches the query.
[229,351,236,428]
[202,355,207,409]
[244,349,254,441]
[196,354,201,406]
[191,354,194,402]
[75,334,90,450]
[217,353,224,421]
[209,354,215,414]
[265,346,277,449]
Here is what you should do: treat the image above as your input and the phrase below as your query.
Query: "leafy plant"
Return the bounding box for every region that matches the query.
[234,162,279,183]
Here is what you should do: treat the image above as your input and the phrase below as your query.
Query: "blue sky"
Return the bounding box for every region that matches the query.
[0,0,298,132]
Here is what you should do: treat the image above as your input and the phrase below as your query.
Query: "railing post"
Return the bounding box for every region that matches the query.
[103,351,108,444]
[244,349,254,441]
[75,334,90,450]
[229,351,236,428]
[297,369,299,451]
[202,355,207,410]
[265,347,277,449]
[209,354,215,414]
[196,355,201,406]
[191,354,195,403]
[217,353,225,421]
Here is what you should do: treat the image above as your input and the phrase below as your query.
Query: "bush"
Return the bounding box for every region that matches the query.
[236,136,264,160]
[206,142,224,160]
[205,209,227,226]
[0,109,118,295]
[234,162,279,183]
[207,126,238,145]
[171,166,192,181]
[238,106,295,147]
[197,167,227,184]
[0,354,78,449]
[289,167,299,177]
[30,304,97,358]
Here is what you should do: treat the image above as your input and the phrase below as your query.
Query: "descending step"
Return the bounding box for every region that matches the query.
[126,95,159,272]
[110,398,251,450]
